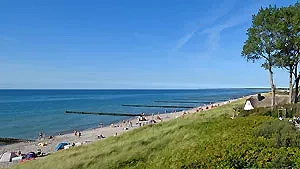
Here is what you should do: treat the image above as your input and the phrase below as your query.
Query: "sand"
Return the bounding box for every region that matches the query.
[0,96,245,168]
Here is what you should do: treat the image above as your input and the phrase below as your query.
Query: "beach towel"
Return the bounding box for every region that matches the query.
[0,152,17,162]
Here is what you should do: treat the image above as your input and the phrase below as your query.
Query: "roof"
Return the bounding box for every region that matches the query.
[244,94,289,109]
[245,97,259,108]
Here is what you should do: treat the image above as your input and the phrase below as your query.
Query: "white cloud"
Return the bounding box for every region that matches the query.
[174,0,276,54]
[174,0,238,51]
[200,16,248,52]
[175,29,198,50]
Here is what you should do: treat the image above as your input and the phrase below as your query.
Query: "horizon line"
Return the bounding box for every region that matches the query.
[0,87,276,90]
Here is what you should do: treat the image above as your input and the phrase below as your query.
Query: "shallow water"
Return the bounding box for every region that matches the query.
[0,89,267,139]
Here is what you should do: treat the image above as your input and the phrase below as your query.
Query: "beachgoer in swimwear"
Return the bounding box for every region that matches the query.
[156,114,162,121]
[98,134,105,139]
[38,131,44,140]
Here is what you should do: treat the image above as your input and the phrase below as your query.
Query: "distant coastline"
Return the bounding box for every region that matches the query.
[0,87,272,90]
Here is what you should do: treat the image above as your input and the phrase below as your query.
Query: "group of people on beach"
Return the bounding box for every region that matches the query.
[175,103,222,118]
[195,103,220,112]
[73,130,81,137]
[110,120,133,128]
[7,148,47,164]
[38,131,55,141]
[136,112,164,126]
[137,113,148,126]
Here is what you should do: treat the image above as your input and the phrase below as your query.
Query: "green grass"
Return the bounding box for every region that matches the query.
[12,99,300,169]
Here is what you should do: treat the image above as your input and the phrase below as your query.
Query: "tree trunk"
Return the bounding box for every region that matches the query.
[294,64,299,103]
[289,67,293,104]
[295,78,299,103]
[269,67,276,107]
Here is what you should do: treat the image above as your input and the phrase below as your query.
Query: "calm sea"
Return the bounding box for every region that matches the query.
[0,89,267,139]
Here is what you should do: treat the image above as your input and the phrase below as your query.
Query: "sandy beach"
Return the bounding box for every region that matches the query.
[0,96,245,168]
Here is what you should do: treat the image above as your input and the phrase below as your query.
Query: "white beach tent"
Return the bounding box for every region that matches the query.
[0,152,17,162]
[244,99,255,111]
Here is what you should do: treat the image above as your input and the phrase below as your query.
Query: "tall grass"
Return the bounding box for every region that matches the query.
[12,99,300,169]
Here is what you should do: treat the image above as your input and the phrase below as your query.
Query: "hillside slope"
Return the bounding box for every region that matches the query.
[12,100,300,169]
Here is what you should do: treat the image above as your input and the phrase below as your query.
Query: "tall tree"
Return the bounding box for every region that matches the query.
[242,6,279,107]
[275,3,300,103]
[293,2,300,103]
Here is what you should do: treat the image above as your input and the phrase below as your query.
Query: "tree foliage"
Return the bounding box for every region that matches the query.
[274,2,300,103]
[242,5,278,107]
[242,5,279,68]
[242,2,300,104]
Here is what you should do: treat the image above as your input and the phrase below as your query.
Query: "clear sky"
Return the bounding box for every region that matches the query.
[0,0,298,89]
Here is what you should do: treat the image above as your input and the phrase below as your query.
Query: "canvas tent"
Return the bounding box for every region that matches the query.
[56,142,69,151]
[0,152,17,162]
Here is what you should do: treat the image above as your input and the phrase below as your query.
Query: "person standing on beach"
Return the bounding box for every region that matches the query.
[156,113,162,121]
[39,131,43,140]
[74,130,77,136]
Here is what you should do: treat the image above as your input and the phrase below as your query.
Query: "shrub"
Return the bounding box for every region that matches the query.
[238,103,300,118]
[254,120,300,148]
[238,107,276,117]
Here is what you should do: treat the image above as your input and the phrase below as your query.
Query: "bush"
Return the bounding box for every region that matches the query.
[238,107,276,117]
[277,103,300,117]
[237,103,300,118]
[254,120,300,148]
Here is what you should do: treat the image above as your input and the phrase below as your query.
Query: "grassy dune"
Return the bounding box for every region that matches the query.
[12,99,300,169]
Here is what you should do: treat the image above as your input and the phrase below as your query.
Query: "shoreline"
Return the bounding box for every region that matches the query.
[0,95,249,168]
[0,109,190,144]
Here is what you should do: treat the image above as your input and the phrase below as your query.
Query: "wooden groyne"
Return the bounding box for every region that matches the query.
[174,98,210,101]
[184,97,228,101]
[0,137,35,145]
[121,104,194,108]
[154,101,201,103]
[65,111,151,116]
[173,99,224,104]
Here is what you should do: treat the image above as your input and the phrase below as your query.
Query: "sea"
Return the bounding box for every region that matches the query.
[0,89,267,140]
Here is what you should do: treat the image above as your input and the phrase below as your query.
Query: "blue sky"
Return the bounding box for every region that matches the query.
[0,0,298,89]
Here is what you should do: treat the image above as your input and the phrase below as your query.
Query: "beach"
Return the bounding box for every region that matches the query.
[0,89,265,140]
[0,96,246,168]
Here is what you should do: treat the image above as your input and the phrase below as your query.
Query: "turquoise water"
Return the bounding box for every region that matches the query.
[0,89,267,139]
